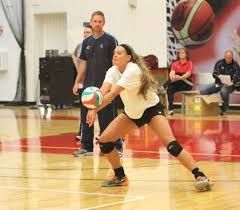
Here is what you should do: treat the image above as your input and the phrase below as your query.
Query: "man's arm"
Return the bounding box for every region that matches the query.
[213,60,222,79]
[72,54,80,72]
[169,70,177,81]
[72,59,86,95]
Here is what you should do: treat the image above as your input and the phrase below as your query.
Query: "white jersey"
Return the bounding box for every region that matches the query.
[104,62,159,119]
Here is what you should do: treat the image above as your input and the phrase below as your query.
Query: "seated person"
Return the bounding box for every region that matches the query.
[200,50,240,115]
[161,48,193,115]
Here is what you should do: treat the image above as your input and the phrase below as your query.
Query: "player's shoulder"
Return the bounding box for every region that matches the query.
[214,59,224,67]
[216,59,224,64]
[108,65,117,71]
[104,32,116,39]
[171,60,179,67]
[104,32,118,42]
[233,60,240,67]
[186,60,193,66]
[106,65,119,75]
[82,35,94,44]
[125,62,140,74]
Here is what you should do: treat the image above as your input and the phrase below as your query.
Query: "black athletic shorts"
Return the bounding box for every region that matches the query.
[123,102,165,128]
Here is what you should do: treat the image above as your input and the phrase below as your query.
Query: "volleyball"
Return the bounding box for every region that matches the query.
[171,0,215,48]
[81,86,103,109]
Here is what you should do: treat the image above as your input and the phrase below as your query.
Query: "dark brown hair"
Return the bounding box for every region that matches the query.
[120,44,157,99]
[91,11,105,22]
[85,25,92,30]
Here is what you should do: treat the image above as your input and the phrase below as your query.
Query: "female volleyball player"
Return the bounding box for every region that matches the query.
[86,44,211,191]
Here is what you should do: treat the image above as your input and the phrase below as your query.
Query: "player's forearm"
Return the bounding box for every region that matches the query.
[213,63,221,79]
[180,71,191,80]
[213,73,219,79]
[95,91,117,113]
[72,55,79,71]
[75,61,86,84]
[169,70,176,80]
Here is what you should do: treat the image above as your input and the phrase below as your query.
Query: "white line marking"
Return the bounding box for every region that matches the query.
[0,186,144,198]
[81,197,144,210]
[0,186,145,210]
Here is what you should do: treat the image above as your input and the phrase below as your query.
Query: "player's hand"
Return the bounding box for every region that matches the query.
[170,74,176,81]
[175,75,182,80]
[73,83,79,95]
[86,109,97,127]
[224,82,233,87]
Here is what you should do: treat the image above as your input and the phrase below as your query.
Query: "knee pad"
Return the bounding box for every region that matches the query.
[99,142,115,154]
[167,140,183,157]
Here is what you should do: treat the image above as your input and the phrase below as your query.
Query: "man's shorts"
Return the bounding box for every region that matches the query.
[123,102,165,128]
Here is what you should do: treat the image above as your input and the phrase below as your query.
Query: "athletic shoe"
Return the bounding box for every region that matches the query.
[194,177,212,191]
[220,110,229,116]
[73,149,93,157]
[168,110,174,115]
[75,135,82,142]
[102,176,129,187]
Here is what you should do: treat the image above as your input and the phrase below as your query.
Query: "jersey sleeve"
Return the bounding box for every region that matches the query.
[103,67,116,84]
[171,61,177,71]
[213,59,222,78]
[187,61,193,72]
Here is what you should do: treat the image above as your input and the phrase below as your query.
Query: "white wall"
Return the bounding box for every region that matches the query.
[0,7,21,101]
[25,0,167,102]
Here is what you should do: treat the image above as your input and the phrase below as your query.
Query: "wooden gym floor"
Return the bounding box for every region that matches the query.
[0,106,240,210]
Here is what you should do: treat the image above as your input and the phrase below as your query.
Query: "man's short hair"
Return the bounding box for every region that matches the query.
[224,50,233,56]
[91,11,105,22]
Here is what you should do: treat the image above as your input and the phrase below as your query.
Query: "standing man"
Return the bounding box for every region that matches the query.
[200,50,240,115]
[73,11,123,156]
[72,25,93,142]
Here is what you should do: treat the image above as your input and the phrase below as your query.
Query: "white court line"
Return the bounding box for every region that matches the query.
[81,197,144,210]
[0,186,144,198]
[0,186,145,210]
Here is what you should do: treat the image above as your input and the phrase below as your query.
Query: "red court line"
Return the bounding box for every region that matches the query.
[1,113,240,122]
[0,114,79,120]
